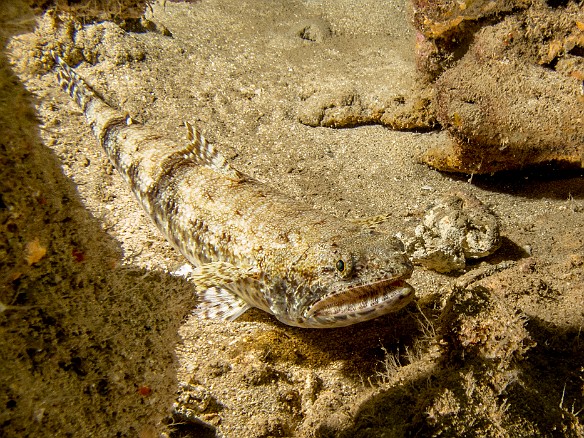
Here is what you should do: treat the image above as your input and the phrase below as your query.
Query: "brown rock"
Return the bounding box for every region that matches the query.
[417,2,584,173]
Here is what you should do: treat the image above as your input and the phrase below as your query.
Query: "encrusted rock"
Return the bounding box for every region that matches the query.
[398,191,501,273]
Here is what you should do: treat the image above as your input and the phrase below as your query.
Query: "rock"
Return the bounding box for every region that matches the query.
[414,1,584,173]
[398,191,501,272]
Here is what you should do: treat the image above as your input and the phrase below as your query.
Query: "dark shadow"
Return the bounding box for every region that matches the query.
[239,301,423,381]
[546,0,571,7]
[324,303,583,437]
[442,166,584,200]
[0,5,196,436]
[504,317,583,437]
[166,417,217,438]
[465,236,530,268]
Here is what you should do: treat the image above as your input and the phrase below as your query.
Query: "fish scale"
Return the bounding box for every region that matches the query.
[51,52,414,328]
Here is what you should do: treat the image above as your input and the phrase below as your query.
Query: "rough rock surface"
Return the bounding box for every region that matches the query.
[420,2,584,173]
[398,191,501,273]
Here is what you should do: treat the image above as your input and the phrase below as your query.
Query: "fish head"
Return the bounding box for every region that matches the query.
[278,230,415,328]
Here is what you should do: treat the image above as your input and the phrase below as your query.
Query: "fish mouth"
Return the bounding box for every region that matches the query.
[307,278,415,322]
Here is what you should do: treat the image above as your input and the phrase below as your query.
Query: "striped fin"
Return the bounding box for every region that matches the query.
[50,51,96,112]
[196,285,252,321]
[184,121,243,181]
[192,262,269,321]
[50,51,131,148]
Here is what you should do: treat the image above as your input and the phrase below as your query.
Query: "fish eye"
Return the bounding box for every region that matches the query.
[335,260,345,272]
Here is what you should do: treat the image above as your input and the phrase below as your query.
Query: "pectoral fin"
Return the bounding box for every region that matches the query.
[196,285,252,321]
[192,262,268,321]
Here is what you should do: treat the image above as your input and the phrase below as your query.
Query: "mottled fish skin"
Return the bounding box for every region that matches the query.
[52,52,414,328]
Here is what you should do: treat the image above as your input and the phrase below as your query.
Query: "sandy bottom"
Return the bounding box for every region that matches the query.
[1,0,583,436]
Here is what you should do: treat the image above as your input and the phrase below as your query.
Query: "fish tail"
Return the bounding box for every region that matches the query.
[50,51,97,113]
[50,51,129,151]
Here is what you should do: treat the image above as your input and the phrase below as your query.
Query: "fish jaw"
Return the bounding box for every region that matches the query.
[277,278,414,328]
[305,279,414,328]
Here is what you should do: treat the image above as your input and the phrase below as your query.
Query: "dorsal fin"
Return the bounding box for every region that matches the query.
[184,121,243,181]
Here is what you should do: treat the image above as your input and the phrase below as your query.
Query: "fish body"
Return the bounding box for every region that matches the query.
[52,53,414,328]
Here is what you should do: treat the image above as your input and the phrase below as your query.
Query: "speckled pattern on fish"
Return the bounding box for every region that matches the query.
[51,52,414,328]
